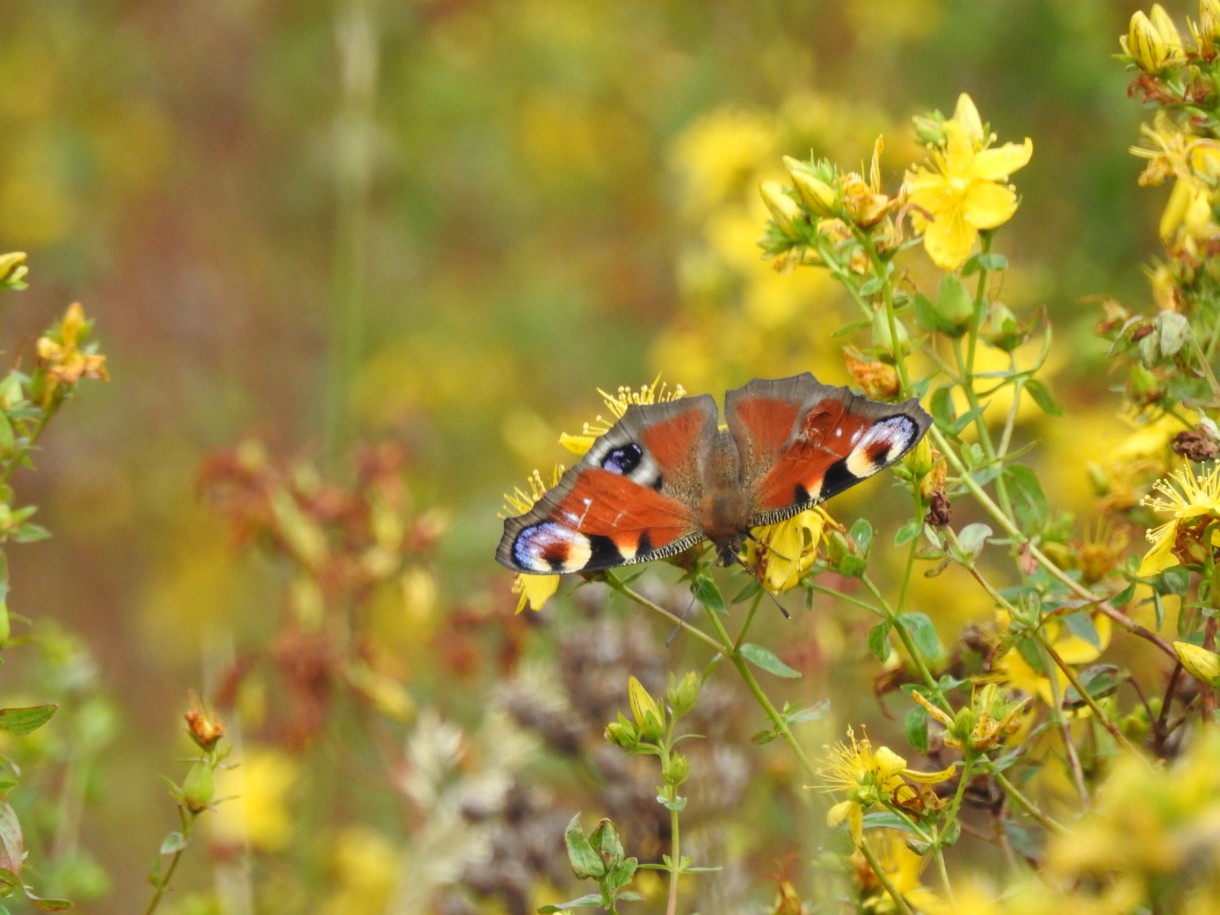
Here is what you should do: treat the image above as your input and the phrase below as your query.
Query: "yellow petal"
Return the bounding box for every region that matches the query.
[962,181,1020,229]
[953,94,984,144]
[971,139,1033,180]
[514,573,560,612]
[923,208,976,270]
[1137,521,1181,576]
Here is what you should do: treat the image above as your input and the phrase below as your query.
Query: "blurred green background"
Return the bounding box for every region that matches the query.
[0,0,1162,910]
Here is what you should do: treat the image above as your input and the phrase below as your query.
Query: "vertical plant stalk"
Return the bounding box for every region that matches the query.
[325,0,378,462]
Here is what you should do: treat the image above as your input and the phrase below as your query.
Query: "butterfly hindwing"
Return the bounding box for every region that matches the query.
[726,373,932,526]
[498,395,719,573]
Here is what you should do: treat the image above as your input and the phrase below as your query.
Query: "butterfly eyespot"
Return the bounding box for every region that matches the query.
[601,443,644,475]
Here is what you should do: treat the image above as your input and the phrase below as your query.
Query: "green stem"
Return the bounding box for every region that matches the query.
[665,803,681,915]
[929,424,1177,660]
[991,769,1065,833]
[857,838,916,915]
[604,577,724,655]
[1037,632,1144,758]
[702,604,819,779]
[860,575,945,705]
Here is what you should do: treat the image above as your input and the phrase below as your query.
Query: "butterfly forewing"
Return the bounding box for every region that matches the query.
[725,374,932,526]
[497,395,718,573]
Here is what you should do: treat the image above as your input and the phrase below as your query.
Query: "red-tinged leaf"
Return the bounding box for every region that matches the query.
[0,804,22,875]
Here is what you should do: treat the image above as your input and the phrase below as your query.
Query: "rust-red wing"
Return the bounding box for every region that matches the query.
[497,396,718,574]
[725,373,931,525]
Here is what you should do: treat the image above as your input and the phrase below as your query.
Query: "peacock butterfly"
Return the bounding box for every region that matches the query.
[497,372,931,575]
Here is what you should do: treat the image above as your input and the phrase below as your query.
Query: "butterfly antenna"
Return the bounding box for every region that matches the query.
[736,534,791,620]
[666,592,698,647]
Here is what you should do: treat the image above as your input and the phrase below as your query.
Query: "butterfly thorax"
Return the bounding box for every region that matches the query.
[699,432,751,550]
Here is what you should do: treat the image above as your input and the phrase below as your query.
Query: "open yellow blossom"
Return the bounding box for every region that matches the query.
[558,377,687,455]
[851,829,943,915]
[818,727,953,843]
[904,94,1033,270]
[1138,462,1220,575]
[744,507,834,592]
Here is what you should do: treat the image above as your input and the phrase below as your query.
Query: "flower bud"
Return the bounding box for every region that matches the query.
[182,759,215,813]
[870,309,912,359]
[979,302,1027,351]
[784,156,839,218]
[627,676,665,742]
[760,181,803,236]
[1125,10,1172,72]
[0,252,27,287]
[1175,641,1220,687]
[668,671,700,718]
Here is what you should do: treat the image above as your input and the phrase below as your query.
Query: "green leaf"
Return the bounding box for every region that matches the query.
[905,704,929,755]
[605,858,638,894]
[962,251,1009,274]
[898,612,942,662]
[849,518,873,556]
[739,643,801,678]
[786,699,830,726]
[867,621,892,661]
[1061,610,1102,651]
[929,386,957,428]
[563,814,604,879]
[538,893,605,912]
[1002,464,1048,534]
[893,519,922,547]
[0,705,56,736]
[159,831,188,855]
[955,523,992,560]
[1023,378,1062,416]
[689,575,726,616]
[1063,664,1122,709]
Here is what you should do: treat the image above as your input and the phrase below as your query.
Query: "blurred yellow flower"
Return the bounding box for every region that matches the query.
[669,107,779,217]
[1138,462,1220,575]
[994,611,1111,707]
[904,94,1033,270]
[318,826,400,915]
[211,746,299,853]
[851,829,943,914]
[35,302,109,404]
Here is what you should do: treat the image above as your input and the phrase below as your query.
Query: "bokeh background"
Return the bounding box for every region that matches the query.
[0,0,1165,911]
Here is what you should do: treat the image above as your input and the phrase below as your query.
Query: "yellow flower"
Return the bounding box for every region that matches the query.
[210,746,299,852]
[745,507,833,592]
[1139,462,1220,575]
[318,826,400,915]
[904,94,1033,270]
[35,302,109,405]
[819,727,952,843]
[994,611,1112,707]
[558,377,687,456]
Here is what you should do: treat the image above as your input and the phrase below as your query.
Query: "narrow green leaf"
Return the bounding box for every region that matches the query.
[0,805,21,875]
[849,518,873,555]
[739,643,801,678]
[0,705,56,736]
[538,893,605,912]
[1063,664,1121,709]
[786,699,830,726]
[1023,378,1063,416]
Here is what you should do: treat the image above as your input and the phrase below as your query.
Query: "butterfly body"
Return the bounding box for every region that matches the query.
[498,373,931,575]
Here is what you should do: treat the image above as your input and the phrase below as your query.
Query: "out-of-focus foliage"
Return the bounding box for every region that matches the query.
[1,0,1209,913]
